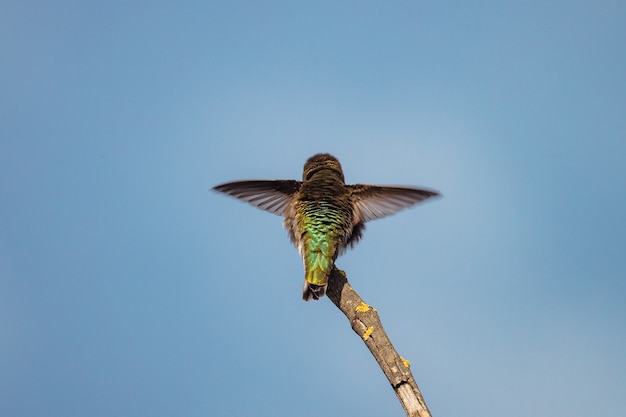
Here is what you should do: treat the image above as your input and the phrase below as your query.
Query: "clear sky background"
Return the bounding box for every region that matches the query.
[1,1,625,416]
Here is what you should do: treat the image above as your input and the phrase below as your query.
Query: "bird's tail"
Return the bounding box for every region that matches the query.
[302,281,327,301]
[302,266,328,301]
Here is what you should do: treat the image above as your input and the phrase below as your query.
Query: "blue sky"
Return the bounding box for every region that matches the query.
[1,1,625,416]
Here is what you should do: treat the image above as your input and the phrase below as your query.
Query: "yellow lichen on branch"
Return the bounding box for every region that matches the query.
[355,302,371,313]
[362,326,374,341]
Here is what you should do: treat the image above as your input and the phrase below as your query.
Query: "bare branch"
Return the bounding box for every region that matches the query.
[326,268,433,417]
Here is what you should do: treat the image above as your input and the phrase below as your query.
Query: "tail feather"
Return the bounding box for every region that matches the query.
[302,261,329,301]
[302,281,327,301]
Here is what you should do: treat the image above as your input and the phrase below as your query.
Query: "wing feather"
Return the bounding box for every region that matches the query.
[213,180,301,216]
[349,184,439,223]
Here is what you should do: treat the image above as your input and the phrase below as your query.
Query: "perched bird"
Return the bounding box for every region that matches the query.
[213,153,439,301]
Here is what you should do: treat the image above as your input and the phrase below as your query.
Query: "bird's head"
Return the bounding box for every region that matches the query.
[302,153,345,182]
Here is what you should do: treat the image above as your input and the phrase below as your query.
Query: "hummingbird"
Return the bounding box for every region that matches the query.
[213,153,439,301]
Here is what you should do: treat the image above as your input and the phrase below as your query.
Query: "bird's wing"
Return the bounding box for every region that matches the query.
[349,184,439,223]
[213,180,302,216]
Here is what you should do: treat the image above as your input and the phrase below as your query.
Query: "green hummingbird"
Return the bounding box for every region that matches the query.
[213,153,439,301]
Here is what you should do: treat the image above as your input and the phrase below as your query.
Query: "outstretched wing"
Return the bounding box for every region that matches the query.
[349,184,439,223]
[212,180,301,216]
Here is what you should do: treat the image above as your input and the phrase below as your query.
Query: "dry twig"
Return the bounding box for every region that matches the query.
[326,268,432,417]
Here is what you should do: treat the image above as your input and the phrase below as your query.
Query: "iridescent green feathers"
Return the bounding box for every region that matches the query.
[213,153,439,301]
